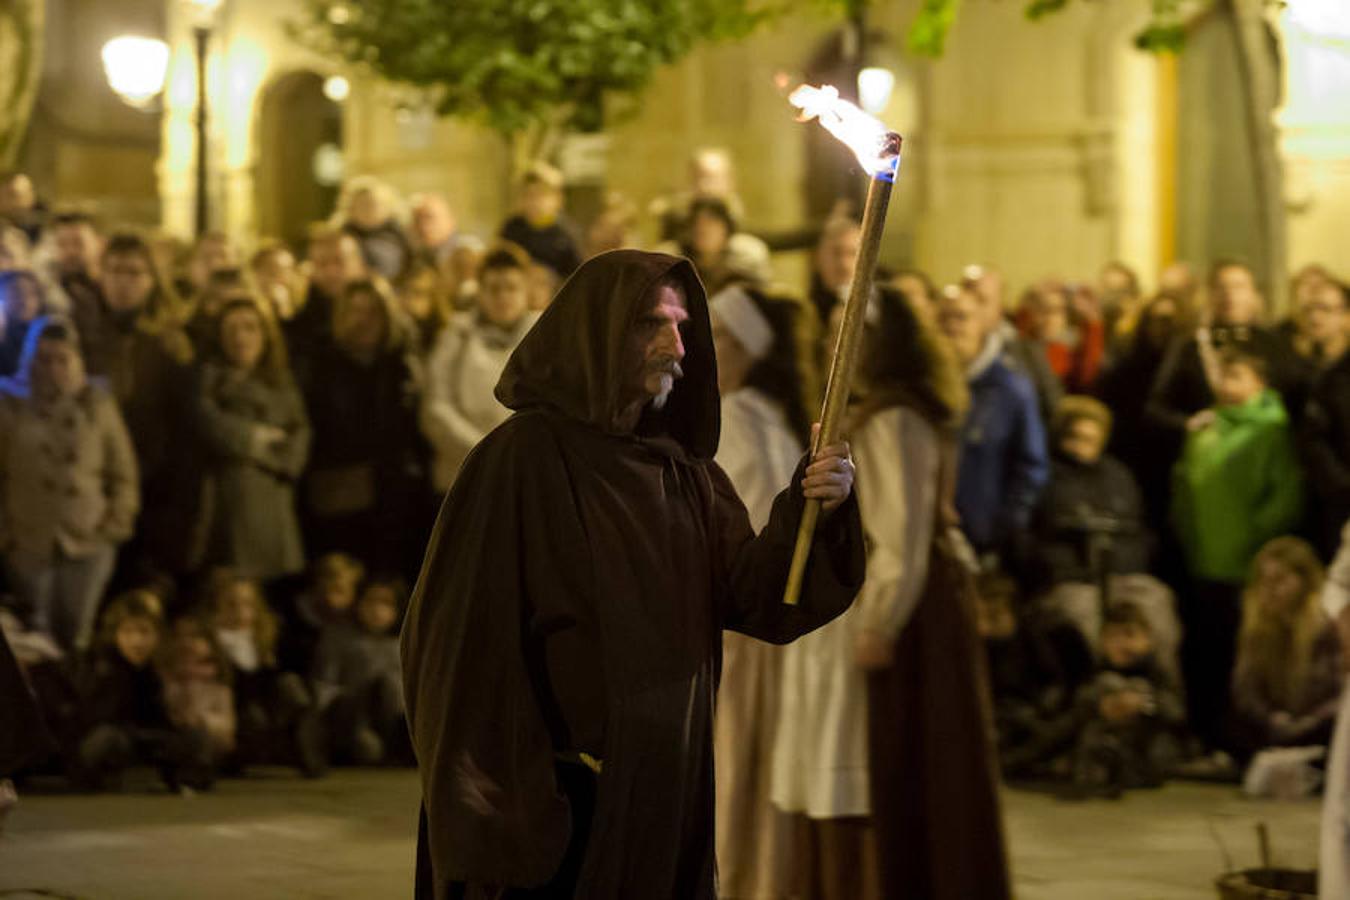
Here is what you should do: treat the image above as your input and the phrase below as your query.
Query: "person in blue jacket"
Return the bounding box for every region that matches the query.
[938,283,1050,562]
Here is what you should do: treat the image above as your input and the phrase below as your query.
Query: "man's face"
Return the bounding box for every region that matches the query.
[1060,418,1107,465]
[816,226,860,293]
[477,266,529,327]
[1142,298,1179,349]
[1215,360,1265,407]
[1101,622,1152,669]
[53,223,100,275]
[254,248,296,290]
[938,290,985,365]
[336,289,387,356]
[412,198,454,247]
[310,236,364,297]
[1030,287,1070,340]
[1299,282,1347,347]
[0,175,35,217]
[33,337,81,396]
[1212,265,1261,325]
[974,272,1006,332]
[101,251,156,314]
[625,282,689,411]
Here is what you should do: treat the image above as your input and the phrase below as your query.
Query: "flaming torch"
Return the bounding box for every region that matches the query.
[783,84,902,606]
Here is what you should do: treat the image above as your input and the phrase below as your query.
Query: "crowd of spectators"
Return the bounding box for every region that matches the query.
[1,146,1347,814]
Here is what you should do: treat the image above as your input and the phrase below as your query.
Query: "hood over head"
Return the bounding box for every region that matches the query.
[496,249,720,460]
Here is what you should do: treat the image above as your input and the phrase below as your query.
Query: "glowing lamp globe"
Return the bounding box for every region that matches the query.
[857,67,896,117]
[102,36,171,108]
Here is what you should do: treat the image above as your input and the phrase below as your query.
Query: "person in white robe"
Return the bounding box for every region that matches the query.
[710,284,807,900]
[770,286,972,900]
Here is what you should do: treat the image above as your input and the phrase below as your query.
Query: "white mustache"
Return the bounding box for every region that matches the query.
[650,359,684,379]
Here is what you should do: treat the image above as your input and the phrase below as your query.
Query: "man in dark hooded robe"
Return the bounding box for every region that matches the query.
[402,249,864,899]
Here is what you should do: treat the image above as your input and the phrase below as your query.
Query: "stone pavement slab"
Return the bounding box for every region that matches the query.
[0,771,1321,899]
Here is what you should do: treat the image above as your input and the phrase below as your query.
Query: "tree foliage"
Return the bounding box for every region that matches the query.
[905,0,1194,57]
[0,0,45,168]
[296,0,776,156]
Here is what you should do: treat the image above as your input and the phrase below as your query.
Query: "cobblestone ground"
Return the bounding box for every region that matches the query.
[0,770,1321,899]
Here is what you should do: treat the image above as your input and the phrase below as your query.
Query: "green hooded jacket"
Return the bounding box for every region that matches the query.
[1172,389,1304,584]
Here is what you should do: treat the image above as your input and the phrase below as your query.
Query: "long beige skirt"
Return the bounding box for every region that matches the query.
[716,632,795,899]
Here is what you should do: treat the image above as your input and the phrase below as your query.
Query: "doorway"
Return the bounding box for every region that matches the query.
[256,71,342,251]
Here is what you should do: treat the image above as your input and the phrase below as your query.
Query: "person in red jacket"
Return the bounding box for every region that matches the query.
[1018,279,1106,393]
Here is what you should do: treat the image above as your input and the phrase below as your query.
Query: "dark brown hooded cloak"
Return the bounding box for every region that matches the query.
[401,249,864,899]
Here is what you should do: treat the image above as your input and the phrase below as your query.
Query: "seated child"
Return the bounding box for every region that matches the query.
[1071,601,1186,796]
[277,553,364,676]
[206,570,325,776]
[977,571,1083,778]
[61,591,215,792]
[310,575,407,765]
[160,616,236,766]
[1232,537,1341,760]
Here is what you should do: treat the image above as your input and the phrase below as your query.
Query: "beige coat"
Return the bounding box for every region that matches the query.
[0,384,140,568]
[420,312,538,492]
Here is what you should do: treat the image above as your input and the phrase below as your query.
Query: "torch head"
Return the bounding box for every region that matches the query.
[789,84,903,182]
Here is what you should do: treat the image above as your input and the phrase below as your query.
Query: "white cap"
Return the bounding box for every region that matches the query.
[710,285,773,360]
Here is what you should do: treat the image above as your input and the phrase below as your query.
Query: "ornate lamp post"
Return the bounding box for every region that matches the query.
[104,0,224,237]
[186,0,224,237]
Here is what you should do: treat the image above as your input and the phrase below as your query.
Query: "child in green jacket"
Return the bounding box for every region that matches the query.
[1172,347,1305,750]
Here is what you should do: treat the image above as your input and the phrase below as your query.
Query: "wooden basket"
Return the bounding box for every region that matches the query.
[1215,868,1317,899]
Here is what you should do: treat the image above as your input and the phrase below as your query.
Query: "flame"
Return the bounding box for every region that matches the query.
[789,84,900,181]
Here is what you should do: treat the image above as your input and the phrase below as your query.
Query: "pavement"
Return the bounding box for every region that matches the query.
[0,770,1322,899]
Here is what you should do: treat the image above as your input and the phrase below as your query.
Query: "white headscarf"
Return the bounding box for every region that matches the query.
[709,285,773,360]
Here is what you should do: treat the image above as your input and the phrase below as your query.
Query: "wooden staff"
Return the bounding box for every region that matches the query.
[783,134,901,606]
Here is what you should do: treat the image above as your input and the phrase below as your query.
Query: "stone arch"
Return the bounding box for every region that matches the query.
[254,69,343,250]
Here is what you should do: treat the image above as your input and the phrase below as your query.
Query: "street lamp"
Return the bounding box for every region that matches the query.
[187,0,225,238]
[101,36,170,108]
[323,75,351,103]
[857,66,896,116]
[103,0,224,237]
